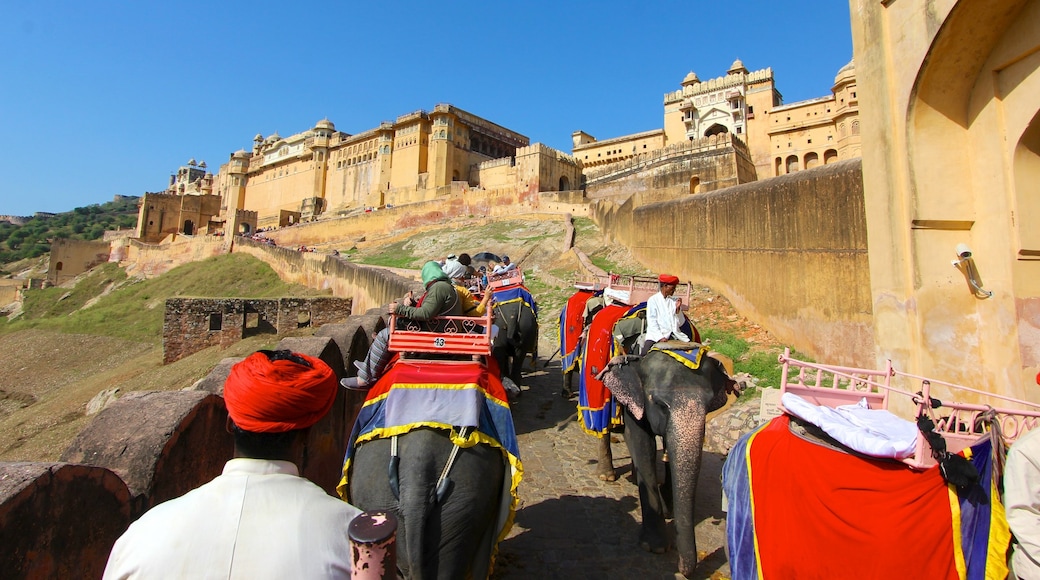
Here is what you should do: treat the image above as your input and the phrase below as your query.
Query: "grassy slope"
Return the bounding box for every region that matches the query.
[0,253,329,461]
[0,217,792,461]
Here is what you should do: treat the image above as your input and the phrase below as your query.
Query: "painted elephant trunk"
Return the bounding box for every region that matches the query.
[667,401,708,578]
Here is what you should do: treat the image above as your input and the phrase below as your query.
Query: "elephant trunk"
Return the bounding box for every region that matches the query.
[667,401,708,578]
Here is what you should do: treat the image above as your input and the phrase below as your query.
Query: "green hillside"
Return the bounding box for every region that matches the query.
[0,198,140,267]
[0,253,329,343]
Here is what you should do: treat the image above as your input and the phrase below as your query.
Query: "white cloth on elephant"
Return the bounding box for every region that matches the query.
[780,392,918,459]
[103,458,361,580]
[645,291,689,343]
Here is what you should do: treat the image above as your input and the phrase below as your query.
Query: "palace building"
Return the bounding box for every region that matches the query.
[135,104,583,241]
[572,59,859,180]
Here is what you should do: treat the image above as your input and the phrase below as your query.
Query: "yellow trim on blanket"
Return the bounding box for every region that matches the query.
[653,345,708,371]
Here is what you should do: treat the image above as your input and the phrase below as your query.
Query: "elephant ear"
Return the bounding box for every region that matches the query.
[601,361,647,421]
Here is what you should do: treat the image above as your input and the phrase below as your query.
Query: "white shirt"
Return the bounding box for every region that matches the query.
[645,291,689,343]
[492,262,516,274]
[103,458,361,580]
[1006,428,1040,580]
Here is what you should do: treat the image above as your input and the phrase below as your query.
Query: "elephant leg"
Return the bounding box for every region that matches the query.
[623,409,669,554]
[562,370,574,399]
[595,433,616,481]
[666,400,708,579]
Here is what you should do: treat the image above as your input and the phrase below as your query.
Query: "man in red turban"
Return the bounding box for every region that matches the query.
[642,273,690,355]
[104,350,361,579]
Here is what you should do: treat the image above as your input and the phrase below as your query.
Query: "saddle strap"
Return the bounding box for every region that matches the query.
[435,426,471,503]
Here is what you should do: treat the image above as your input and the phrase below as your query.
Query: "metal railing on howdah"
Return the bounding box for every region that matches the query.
[778,347,1040,469]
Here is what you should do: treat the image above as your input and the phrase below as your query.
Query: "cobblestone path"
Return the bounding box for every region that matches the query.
[490,357,731,580]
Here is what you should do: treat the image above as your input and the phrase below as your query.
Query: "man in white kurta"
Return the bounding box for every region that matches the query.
[103,458,360,579]
[1006,423,1040,580]
[641,273,689,355]
[103,350,362,580]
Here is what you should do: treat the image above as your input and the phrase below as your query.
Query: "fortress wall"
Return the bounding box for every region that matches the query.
[48,239,112,286]
[4,320,383,575]
[124,236,231,279]
[160,297,352,364]
[593,158,874,366]
[232,238,421,314]
[587,145,743,202]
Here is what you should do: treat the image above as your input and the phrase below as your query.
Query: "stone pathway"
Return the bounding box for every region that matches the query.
[490,357,759,580]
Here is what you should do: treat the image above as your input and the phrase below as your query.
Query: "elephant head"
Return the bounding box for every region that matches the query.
[596,347,738,578]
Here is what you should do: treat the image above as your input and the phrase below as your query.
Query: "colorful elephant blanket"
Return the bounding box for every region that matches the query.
[338,357,523,549]
[559,289,596,373]
[722,414,1009,580]
[491,284,538,317]
[578,303,629,435]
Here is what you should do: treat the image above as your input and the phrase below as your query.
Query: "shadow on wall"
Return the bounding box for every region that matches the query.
[0,310,388,579]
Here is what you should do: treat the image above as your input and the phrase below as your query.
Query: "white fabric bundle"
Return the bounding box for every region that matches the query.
[781,392,919,459]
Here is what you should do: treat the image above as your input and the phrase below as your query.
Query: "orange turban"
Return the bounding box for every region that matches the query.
[658,273,680,285]
[224,350,337,433]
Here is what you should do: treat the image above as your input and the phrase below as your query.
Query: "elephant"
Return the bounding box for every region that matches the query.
[340,356,522,579]
[347,429,509,579]
[598,345,736,579]
[491,286,539,385]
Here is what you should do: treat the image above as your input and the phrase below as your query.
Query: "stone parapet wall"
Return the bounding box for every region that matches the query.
[1,317,386,577]
[592,158,874,367]
[162,296,353,364]
[233,237,420,315]
[124,235,230,279]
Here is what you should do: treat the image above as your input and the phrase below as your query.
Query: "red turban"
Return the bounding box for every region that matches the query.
[224,351,337,433]
[658,274,680,285]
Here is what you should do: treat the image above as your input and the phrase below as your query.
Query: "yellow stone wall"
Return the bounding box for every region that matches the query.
[48,239,112,286]
[571,130,665,169]
[851,0,1040,404]
[593,61,859,181]
[591,159,873,368]
[201,105,563,228]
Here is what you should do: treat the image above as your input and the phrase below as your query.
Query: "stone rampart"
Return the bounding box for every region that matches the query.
[124,235,231,279]
[592,158,874,367]
[0,316,386,577]
[161,296,353,364]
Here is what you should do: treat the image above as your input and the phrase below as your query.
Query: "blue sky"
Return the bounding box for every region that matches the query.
[0,1,853,217]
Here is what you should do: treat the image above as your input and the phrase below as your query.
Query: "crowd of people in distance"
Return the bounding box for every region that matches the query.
[248,232,277,246]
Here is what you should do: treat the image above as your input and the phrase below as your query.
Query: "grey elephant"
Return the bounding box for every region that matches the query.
[491,287,538,385]
[598,345,736,579]
[339,359,522,579]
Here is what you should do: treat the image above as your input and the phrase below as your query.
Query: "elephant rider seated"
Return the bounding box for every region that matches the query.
[342,261,464,389]
[443,259,493,317]
[492,255,516,275]
[641,273,690,356]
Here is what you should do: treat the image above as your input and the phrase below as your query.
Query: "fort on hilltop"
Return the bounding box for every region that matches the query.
[130,60,859,243]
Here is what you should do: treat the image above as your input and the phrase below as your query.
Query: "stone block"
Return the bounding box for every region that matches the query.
[0,462,131,579]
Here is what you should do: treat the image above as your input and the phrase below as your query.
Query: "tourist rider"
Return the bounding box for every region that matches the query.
[443,259,492,316]
[492,255,516,275]
[641,273,690,355]
[103,350,362,579]
[343,261,463,389]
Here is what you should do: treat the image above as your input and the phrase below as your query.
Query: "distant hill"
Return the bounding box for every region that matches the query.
[0,197,140,267]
